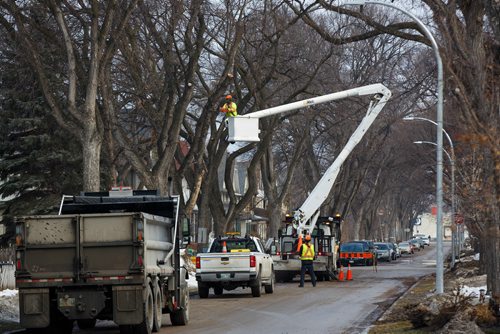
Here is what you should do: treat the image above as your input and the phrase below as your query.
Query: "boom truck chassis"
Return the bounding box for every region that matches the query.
[14,189,191,334]
[273,215,341,282]
[228,83,392,281]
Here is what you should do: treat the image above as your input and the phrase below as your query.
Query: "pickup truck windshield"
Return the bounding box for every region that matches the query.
[210,238,258,253]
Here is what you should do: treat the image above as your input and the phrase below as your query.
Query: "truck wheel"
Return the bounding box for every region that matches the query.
[77,318,97,329]
[251,276,262,297]
[170,286,189,326]
[198,283,209,298]
[152,280,163,332]
[264,272,275,294]
[213,286,223,296]
[134,284,154,334]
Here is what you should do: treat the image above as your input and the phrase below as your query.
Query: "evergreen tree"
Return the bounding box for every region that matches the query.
[0,51,82,244]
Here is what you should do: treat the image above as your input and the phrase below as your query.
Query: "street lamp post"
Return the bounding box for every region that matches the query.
[406,117,457,267]
[339,0,445,294]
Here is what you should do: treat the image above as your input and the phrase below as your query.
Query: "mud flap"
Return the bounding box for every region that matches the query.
[19,288,50,328]
[113,285,143,325]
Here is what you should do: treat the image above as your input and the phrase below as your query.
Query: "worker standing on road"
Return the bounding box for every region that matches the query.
[219,95,238,117]
[298,234,316,287]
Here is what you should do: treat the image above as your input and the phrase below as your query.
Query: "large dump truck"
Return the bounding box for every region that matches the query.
[14,189,190,334]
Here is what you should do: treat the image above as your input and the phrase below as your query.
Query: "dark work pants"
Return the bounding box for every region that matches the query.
[299,261,316,286]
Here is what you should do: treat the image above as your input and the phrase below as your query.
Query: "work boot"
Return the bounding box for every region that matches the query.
[298,284,304,288]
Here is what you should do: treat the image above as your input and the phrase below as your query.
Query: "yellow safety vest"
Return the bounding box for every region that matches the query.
[223,102,238,117]
[300,244,315,261]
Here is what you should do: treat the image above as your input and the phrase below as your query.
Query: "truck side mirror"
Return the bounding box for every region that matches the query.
[270,244,277,255]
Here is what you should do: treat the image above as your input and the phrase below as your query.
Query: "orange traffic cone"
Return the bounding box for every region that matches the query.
[338,265,344,281]
[346,264,353,281]
[222,241,227,253]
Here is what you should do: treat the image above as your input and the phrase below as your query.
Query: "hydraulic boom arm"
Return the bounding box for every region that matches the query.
[227,83,392,236]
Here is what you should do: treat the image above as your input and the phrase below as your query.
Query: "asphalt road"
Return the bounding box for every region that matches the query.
[10,241,450,334]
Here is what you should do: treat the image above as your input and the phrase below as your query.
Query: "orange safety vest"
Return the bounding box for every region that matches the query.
[300,243,315,261]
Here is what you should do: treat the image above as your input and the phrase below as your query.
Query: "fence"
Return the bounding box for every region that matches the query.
[0,246,15,290]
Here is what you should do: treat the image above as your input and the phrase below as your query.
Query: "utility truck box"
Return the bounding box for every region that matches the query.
[15,190,190,334]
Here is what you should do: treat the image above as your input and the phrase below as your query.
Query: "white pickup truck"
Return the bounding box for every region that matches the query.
[195,235,274,297]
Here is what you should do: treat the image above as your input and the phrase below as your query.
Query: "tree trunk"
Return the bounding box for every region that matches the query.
[485,224,500,310]
[82,128,102,191]
[267,203,283,238]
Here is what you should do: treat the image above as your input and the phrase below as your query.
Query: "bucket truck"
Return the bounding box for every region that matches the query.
[228,83,392,281]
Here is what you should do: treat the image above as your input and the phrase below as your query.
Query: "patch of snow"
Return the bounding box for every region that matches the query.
[473,253,480,261]
[0,289,19,322]
[460,285,487,298]
[0,289,17,298]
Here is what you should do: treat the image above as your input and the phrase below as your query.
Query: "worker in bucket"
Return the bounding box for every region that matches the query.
[297,234,316,287]
[219,94,238,117]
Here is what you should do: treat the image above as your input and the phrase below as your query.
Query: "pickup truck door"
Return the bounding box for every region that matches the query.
[256,239,272,279]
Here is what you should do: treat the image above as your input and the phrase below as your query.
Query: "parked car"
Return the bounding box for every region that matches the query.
[398,242,413,254]
[409,239,423,251]
[374,242,392,262]
[390,243,401,259]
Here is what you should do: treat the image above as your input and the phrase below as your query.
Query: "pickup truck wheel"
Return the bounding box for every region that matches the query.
[134,283,154,334]
[213,286,223,295]
[251,276,262,297]
[264,272,275,294]
[170,286,189,326]
[77,318,97,329]
[198,283,209,298]
[152,281,162,332]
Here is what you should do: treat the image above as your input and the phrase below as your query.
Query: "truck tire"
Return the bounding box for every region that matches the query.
[213,286,223,296]
[251,275,262,297]
[77,318,97,329]
[152,279,162,332]
[170,286,189,326]
[134,283,154,334]
[264,272,275,294]
[198,283,209,299]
